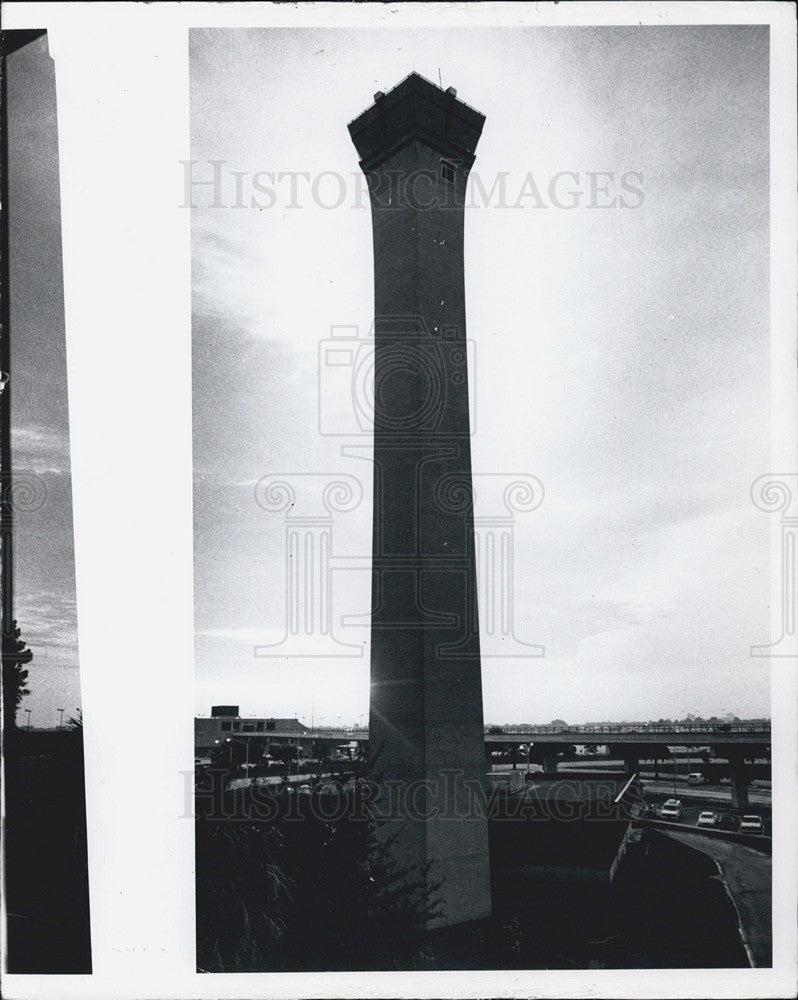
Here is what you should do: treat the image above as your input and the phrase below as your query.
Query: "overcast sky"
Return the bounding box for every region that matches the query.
[191,25,771,725]
[8,34,82,729]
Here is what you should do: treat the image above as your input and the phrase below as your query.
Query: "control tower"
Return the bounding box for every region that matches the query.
[349,73,491,927]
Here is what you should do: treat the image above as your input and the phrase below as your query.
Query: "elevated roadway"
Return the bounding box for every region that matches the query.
[238,721,770,748]
[199,723,770,809]
[483,722,771,747]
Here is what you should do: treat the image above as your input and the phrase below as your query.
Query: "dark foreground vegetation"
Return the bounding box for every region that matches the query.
[195,779,750,972]
[4,726,92,972]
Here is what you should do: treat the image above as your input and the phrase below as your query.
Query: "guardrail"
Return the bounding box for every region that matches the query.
[198,722,771,742]
[488,722,771,737]
[634,817,772,855]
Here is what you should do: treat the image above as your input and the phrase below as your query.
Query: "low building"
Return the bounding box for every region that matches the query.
[195,706,308,756]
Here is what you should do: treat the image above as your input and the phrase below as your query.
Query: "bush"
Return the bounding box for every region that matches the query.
[195,787,441,972]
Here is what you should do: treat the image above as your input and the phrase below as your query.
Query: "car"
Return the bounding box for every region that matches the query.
[696,811,718,827]
[738,814,764,835]
[687,772,706,785]
[717,813,738,831]
[659,799,682,820]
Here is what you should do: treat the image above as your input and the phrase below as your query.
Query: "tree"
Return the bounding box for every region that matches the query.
[195,784,442,972]
[2,621,32,730]
[196,818,293,971]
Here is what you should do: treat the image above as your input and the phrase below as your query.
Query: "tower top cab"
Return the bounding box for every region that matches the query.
[348,72,486,172]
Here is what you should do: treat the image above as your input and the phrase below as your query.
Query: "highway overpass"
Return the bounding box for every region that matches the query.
[482,722,770,746]
[197,720,770,810]
[217,721,770,748]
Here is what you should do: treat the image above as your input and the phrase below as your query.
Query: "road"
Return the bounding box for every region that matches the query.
[647,801,771,835]
[489,763,772,807]
[640,779,772,808]
[657,828,772,967]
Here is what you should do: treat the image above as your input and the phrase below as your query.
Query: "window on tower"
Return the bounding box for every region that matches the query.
[441,158,456,183]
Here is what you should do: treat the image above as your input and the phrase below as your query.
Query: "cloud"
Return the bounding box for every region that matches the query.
[191,26,771,723]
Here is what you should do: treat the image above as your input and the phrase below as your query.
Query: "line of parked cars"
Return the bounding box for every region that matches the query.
[656,799,765,834]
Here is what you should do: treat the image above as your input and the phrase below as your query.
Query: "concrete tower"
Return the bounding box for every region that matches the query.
[349,73,491,926]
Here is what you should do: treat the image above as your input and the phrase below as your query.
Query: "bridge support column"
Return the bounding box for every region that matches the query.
[623,755,639,774]
[728,752,750,812]
[542,750,559,774]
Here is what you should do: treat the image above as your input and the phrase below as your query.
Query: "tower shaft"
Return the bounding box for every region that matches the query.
[349,74,491,926]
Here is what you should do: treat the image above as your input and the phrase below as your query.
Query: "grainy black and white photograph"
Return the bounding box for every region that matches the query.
[1,4,796,1000]
[1,28,92,975]
[190,21,775,975]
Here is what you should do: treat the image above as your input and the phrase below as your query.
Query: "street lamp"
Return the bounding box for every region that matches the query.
[24,708,31,729]
[57,707,65,730]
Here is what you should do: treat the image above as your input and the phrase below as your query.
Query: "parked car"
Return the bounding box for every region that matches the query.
[687,772,706,785]
[739,814,764,835]
[717,813,738,831]
[659,799,682,820]
[696,811,718,827]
